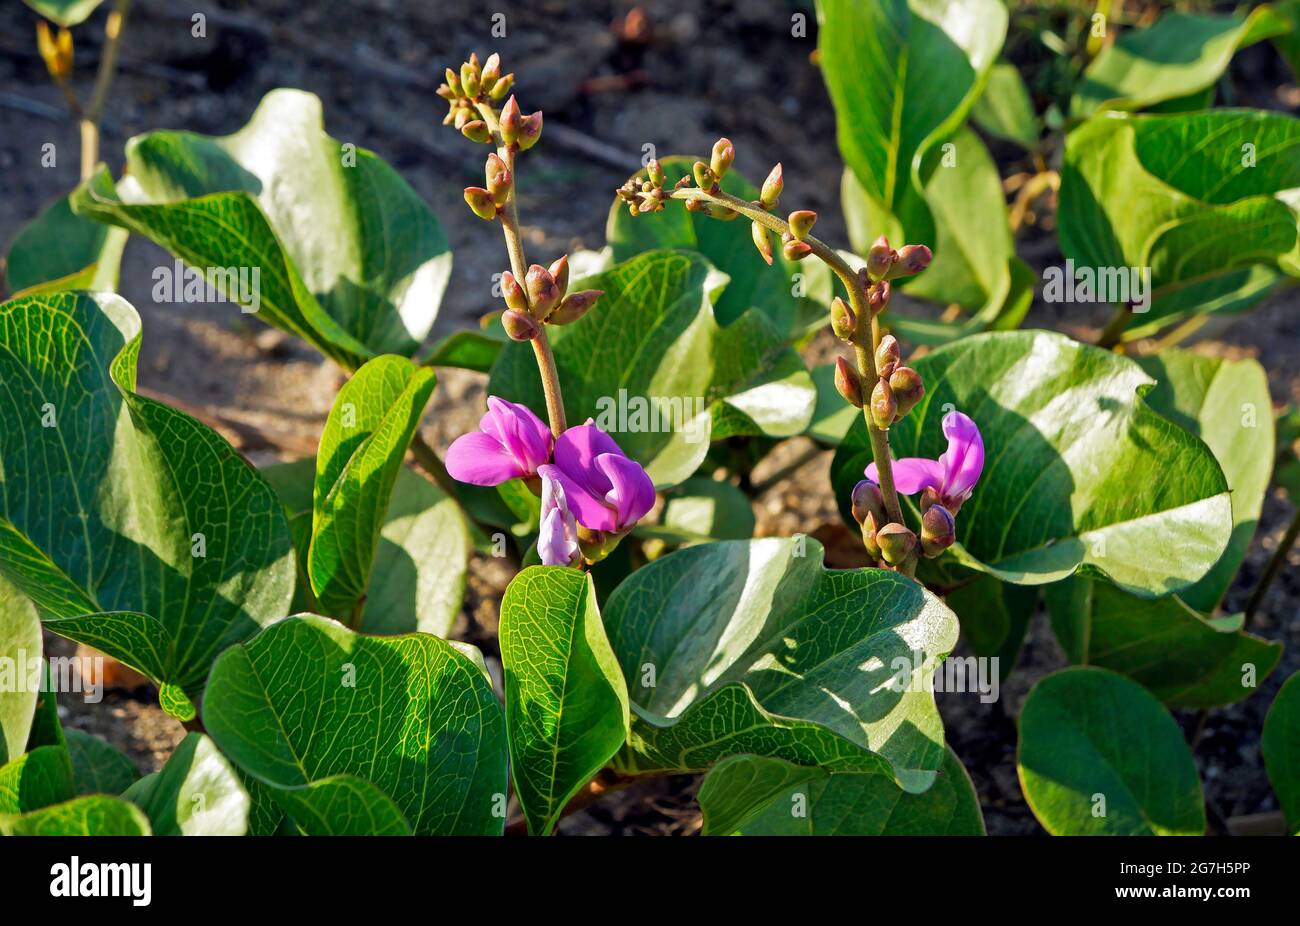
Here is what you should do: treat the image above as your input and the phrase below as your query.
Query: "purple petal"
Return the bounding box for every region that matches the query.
[553,422,625,497]
[865,458,944,496]
[938,411,984,499]
[481,397,552,475]
[594,452,656,531]
[446,431,531,485]
[538,474,580,566]
[538,463,618,533]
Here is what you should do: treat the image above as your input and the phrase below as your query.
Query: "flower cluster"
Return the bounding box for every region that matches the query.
[498,254,604,341]
[446,398,655,566]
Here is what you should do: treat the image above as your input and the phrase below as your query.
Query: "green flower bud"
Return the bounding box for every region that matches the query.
[526,264,561,318]
[788,210,817,241]
[502,309,539,341]
[875,335,900,377]
[782,238,813,261]
[500,271,527,311]
[876,523,917,565]
[463,186,497,221]
[760,163,783,210]
[489,73,515,100]
[480,53,501,93]
[453,107,472,130]
[577,524,624,565]
[870,378,897,430]
[710,138,735,179]
[647,158,667,188]
[866,234,896,281]
[835,356,864,408]
[500,96,523,145]
[888,366,925,418]
[460,60,481,99]
[861,511,882,561]
[851,480,887,527]
[751,221,774,266]
[548,255,570,300]
[461,119,492,144]
[547,289,603,326]
[445,68,463,98]
[486,160,512,205]
[830,296,856,340]
[887,245,933,280]
[693,160,717,191]
[518,111,543,151]
[920,505,956,558]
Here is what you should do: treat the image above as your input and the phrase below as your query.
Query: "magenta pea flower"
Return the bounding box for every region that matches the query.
[537,421,655,534]
[537,472,581,566]
[446,396,553,486]
[866,410,984,510]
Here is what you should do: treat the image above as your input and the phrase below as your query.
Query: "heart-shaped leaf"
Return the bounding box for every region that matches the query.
[0,794,151,835]
[699,745,984,836]
[1072,7,1292,116]
[64,729,138,796]
[203,614,508,835]
[0,578,42,764]
[603,536,959,792]
[650,476,756,544]
[1017,667,1205,835]
[122,733,249,835]
[309,356,438,620]
[1262,671,1300,834]
[831,331,1232,597]
[0,745,74,814]
[22,0,104,27]
[490,250,815,488]
[500,567,629,835]
[0,291,295,714]
[5,193,127,295]
[70,89,452,368]
[944,572,1039,679]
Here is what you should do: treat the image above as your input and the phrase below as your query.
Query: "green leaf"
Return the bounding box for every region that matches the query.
[1124,265,1285,342]
[421,328,504,373]
[1017,667,1205,835]
[652,476,756,543]
[945,573,1039,679]
[0,794,151,835]
[606,158,832,335]
[22,0,104,27]
[309,356,438,619]
[1262,671,1300,834]
[203,614,508,835]
[1058,109,1300,333]
[499,567,629,835]
[0,745,75,814]
[1072,8,1292,117]
[0,291,295,698]
[64,729,139,796]
[490,250,816,488]
[699,746,984,836]
[70,89,451,368]
[121,733,249,835]
[0,577,42,764]
[271,774,412,835]
[604,536,959,791]
[972,62,1041,149]
[831,331,1232,597]
[5,193,127,295]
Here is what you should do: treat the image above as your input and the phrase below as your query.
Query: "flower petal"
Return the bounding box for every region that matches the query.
[938,411,984,499]
[594,452,656,531]
[553,422,625,497]
[482,396,552,475]
[865,458,944,496]
[538,474,580,566]
[538,463,618,533]
[446,431,531,486]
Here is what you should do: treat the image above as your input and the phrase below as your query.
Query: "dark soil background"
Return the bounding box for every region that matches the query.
[1,0,1297,835]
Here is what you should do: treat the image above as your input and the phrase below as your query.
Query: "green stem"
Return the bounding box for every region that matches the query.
[1244,505,1300,628]
[79,0,131,180]
[1096,303,1130,349]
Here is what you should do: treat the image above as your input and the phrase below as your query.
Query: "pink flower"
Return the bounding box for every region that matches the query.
[446,397,553,486]
[538,421,655,534]
[538,472,581,566]
[865,411,983,509]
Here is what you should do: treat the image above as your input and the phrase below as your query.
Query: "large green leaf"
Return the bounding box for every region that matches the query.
[1017,667,1205,836]
[272,775,412,835]
[831,331,1232,597]
[0,794,151,835]
[122,733,249,835]
[490,250,815,488]
[945,572,1039,680]
[1072,7,1292,117]
[606,158,831,335]
[203,614,508,835]
[64,729,139,796]
[1262,671,1300,834]
[70,89,451,368]
[499,567,629,835]
[603,536,959,792]
[5,193,127,295]
[699,745,983,836]
[22,0,104,27]
[0,745,74,813]
[0,292,295,714]
[0,577,42,764]
[1058,110,1300,333]
[652,476,756,544]
[972,62,1040,149]
[309,356,438,619]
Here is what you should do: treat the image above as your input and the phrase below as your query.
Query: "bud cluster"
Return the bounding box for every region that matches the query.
[439,53,540,158]
[850,480,955,570]
[500,254,604,341]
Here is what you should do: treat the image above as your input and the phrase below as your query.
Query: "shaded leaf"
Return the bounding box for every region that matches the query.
[64,729,139,796]
[0,794,151,835]
[272,774,411,835]
[972,62,1040,148]
[1262,671,1300,834]
[5,193,127,295]
[122,733,248,835]
[0,745,74,813]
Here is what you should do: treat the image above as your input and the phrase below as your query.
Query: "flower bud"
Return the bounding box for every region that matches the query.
[875,335,900,378]
[526,264,561,318]
[518,111,543,151]
[487,164,512,205]
[760,163,783,210]
[710,138,735,179]
[788,210,817,241]
[866,235,896,281]
[500,96,523,145]
[830,296,856,340]
[501,271,528,311]
[453,107,473,130]
[919,486,941,514]
[876,523,917,565]
[502,309,539,341]
[751,221,774,266]
[920,505,956,558]
[889,366,925,418]
[647,159,667,188]
[461,120,492,144]
[867,280,891,314]
[693,160,717,191]
[861,511,882,561]
[547,290,602,326]
[480,53,501,93]
[464,186,498,221]
[870,378,897,430]
[851,480,887,527]
[489,73,515,100]
[888,245,933,279]
[460,60,481,98]
[445,67,463,98]
[547,255,570,300]
[834,357,864,408]
[782,239,813,261]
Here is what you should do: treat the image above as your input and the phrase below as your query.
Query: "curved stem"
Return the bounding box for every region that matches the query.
[1096,303,1130,350]
[1244,505,1300,628]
